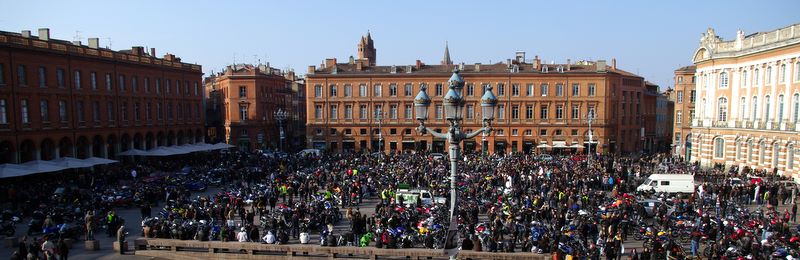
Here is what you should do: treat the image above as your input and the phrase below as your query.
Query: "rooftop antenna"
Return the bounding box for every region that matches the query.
[103,37,112,49]
[73,30,83,42]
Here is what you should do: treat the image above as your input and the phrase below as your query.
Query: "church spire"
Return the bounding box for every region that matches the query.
[441,41,452,65]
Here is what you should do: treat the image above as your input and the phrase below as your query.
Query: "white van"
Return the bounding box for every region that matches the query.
[395,189,445,206]
[637,174,695,194]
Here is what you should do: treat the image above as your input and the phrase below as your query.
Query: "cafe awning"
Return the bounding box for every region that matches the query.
[552,141,568,148]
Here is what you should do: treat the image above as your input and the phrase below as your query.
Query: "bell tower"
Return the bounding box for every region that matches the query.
[357,31,376,66]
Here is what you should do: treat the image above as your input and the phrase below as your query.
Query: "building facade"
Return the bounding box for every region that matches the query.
[305,33,658,155]
[204,64,305,152]
[0,28,204,163]
[671,66,696,159]
[689,24,800,177]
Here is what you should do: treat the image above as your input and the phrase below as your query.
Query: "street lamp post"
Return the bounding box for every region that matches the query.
[414,69,496,258]
[273,108,288,151]
[376,109,384,160]
[587,111,595,166]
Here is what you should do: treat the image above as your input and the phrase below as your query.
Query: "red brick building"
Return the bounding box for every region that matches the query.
[204,64,305,151]
[0,28,204,163]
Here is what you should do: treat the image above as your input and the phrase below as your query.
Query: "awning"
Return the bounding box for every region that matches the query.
[22,160,67,174]
[83,157,119,166]
[552,141,568,148]
[570,144,585,149]
[583,140,599,144]
[52,157,94,169]
[0,164,36,178]
[119,149,149,156]
[147,146,190,156]
[536,144,551,148]
[402,140,415,143]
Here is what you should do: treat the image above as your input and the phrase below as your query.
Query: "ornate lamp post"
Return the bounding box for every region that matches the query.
[414,69,496,257]
[587,111,595,166]
[273,108,288,151]
[375,109,384,161]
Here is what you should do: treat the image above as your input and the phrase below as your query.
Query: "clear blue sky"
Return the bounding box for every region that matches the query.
[2,0,798,89]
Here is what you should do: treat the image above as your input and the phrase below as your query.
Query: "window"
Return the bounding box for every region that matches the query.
[17,65,27,86]
[766,66,772,84]
[677,91,683,103]
[748,140,754,161]
[435,105,443,119]
[677,76,683,83]
[105,73,113,90]
[55,68,66,88]
[512,129,518,136]
[39,100,49,122]
[90,72,97,90]
[360,84,367,97]
[404,84,413,96]
[719,72,728,88]
[780,64,786,82]
[389,84,397,96]
[736,142,742,160]
[497,83,505,96]
[755,69,760,85]
[374,84,383,97]
[572,105,579,119]
[466,105,474,119]
[778,95,785,122]
[239,105,248,121]
[759,141,766,164]
[312,105,322,119]
[133,102,140,121]
[74,101,84,122]
[360,129,367,135]
[742,70,748,87]
[142,77,149,93]
[329,129,337,136]
[314,85,322,97]
[660,181,670,186]
[59,101,68,122]
[337,84,349,97]
[554,129,562,136]
[524,129,532,136]
[0,100,6,124]
[389,105,397,119]
[555,105,563,119]
[156,103,162,120]
[20,99,29,123]
[676,111,682,124]
[106,101,115,121]
[329,84,337,97]
[588,105,596,118]
[155,78,161,93]
[773,145,779,167]
[95,102,101,122]
[38,66,47,87]
[121,75,130,92]
[74,70,82,89]
[796,62,800,82]
[526,105,533,119]
[466,84,474,96]
[690,90,696,103]
[194,82,198,96]
[765,95,771,121]
[434,84,442,96]
[555,84,563,96]
[0,64,4,85]
[360,105,367,119]
[572,83,579,96]
[540,84,548,96]
[794,94,800,123]
[789,145,795,170]
[374,105,382,118]
[511,84,519,96]
[330,105,338,119]
[344,105,353,119]
[497,104,505,119]
[588,83,596,96]
[540,105,549,119]
[496,129,504,136]
[239,86,247,98]
[740,97,746,119]
[539,129,547,136]
[511,105,519,119]
[526,84,534,96]
[752,97,758,120]
[717,97,728,121]
[571,129,578,136]
[405,105,412,119]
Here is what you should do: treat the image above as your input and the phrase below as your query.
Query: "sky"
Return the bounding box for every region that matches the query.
[2,0,799,89]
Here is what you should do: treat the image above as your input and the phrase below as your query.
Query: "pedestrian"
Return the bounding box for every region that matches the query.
[57,238,69,260]
[792,203,797,223]
[85,211,95,240]
[117,224,127,255]
[40,236,55,260]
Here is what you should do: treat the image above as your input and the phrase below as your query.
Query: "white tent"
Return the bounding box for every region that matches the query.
[147,146,191,156]
[119,149,149,156]
[210,143,235,150]
[83,157,119,166]
[53,157,94,169]
[21,160,67,174]
[0,164,36,178]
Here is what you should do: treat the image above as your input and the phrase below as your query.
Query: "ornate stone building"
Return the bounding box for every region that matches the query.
[689,24,800,177]
[305,33,661,155]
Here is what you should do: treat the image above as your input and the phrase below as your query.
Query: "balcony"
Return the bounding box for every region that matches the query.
[788,123,797,131]
[712,120,728,128]
[758,121,767,130]
[746,121,754,129]
[735,120,744,128]
[771,121,781,131]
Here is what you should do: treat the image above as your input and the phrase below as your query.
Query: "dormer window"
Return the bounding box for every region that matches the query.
[542,65,549,73]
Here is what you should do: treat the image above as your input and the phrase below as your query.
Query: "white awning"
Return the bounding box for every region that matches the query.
[52,157,94,169]
[552,141,568,148]
[570,144,585,149]
[119,149,149,156]
[0,164,36,178]
[536,144,551,148]
[83,157,119,166]
[583,140,599,144]
[22,160,67,174]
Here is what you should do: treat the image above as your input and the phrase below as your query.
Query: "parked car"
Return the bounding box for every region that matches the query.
[637,199,675,218]
[430,153,445,160]
[535,154,553,161]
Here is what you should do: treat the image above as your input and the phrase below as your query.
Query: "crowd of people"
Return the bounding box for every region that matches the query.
[2,148,800,259]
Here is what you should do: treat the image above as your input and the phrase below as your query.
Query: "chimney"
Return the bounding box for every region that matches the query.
[474,63,481,72]
[151,48,156,56]
[21,30,31,38]
[534,56,541,71]
[164,53,176,61]
[307,65,316,74]
[38,28,50,41]
[349,56,355,64]
[325,58,337,68]
[567,59,571,71]
[356,62,363,71]
[612,58,617,70]
[515,51,525,64]
[415,60,423,70]
[331,64,338,74]
[458,62,465,71]
[596,60,607,72]
[132,46,144,55]
[72,41,81,46]
[88,38,99,49]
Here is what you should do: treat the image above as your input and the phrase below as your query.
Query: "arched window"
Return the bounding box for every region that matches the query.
[714,138,725,158]
[755,69,760,85]
[780,64,786,82]
[765,95,771,121]
[759,141,766,164]
[778,95,785,122]
[752,96,758,120]
[793,93,800,123]
[719,72,729,88]
[742,70,748,87]
[772,144,779,168]
[789,144,796,170]
[766,66,772,84]
[677,76,683,83]
[748,140,754,161]
[740,97,746,119]
[717,97,728,121]
[736,141,742,160]
[796,62,800,82]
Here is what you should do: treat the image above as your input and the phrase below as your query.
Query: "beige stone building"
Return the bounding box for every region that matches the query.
[689,24,800,177]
